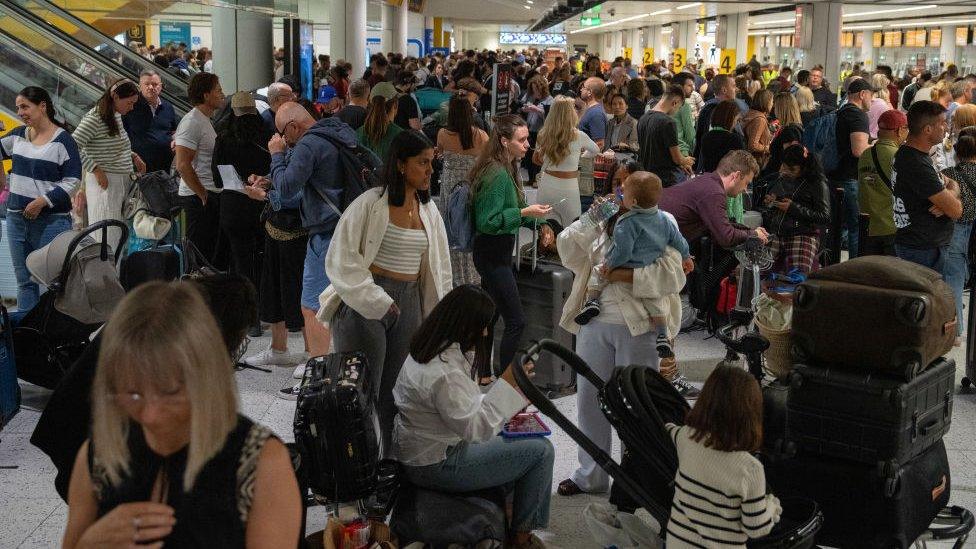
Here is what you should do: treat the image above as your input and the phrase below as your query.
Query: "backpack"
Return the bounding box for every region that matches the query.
[444,180,475,253]
[802,107,841,174]
[313,135,383,216]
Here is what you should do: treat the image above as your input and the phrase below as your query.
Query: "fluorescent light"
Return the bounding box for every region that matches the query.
[568,9,670,33]
[886,19,976,28]
[842,25,884,31]
[676,2,702,9]
[843,5,936,18]
[750,18,795,26]
[649,8,672,16]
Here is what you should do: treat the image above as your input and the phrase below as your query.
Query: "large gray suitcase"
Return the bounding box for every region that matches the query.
[492,258,576,397]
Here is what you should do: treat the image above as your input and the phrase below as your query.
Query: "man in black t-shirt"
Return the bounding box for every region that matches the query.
[335,79,369,130]
[393,72,421,131]
[892,101,962,272]
[637,85,695,187]
[831,78,872,258]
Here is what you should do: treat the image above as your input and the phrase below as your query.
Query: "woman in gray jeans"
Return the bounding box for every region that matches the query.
[320,131,453,455]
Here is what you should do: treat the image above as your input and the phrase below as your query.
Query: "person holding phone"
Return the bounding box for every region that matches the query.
[393,284,554,549]
[470,115,554,377]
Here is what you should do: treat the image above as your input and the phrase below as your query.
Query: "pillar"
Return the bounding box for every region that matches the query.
[716,14,748,61]
[330,0,366,79]
[392,0,408,55]
[680,21,697,60]
[381,3,394,54]
[940,26,957,68]
[610,30,623,59]
[860,32,875,68]
[212,7,273,92]
[630,28,641,53]
[805,2,843,81]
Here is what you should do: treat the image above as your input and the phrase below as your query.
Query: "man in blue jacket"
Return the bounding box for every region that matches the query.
[123,69,178,173]
[255,102,357,398]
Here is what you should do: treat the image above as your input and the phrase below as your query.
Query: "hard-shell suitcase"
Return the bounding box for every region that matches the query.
[293,352,378,503]
[0,306,18,428]
[762,380,791,457]
[791,256,956,380]
[492,259,575,396]
[763,440,951,548]
[788,359,954,472]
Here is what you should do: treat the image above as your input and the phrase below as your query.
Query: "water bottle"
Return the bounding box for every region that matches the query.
[580,194,620,228]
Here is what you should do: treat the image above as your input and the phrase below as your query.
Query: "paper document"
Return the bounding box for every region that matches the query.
[217,165,245,191]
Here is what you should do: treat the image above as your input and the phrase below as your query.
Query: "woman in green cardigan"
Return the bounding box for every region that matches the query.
[469,114,554,374]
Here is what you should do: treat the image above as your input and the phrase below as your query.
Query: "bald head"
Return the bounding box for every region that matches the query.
[275,102,315,145]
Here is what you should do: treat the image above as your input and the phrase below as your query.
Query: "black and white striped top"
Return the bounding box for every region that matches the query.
[665,423,782,548]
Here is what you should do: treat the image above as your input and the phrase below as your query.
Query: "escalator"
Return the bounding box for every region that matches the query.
[0,0,192,114]
[5,0,190,100]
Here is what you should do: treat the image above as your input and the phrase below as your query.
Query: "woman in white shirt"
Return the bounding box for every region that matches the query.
[320,130,453,455]
[533,96,601,226]
[393,284,554,549]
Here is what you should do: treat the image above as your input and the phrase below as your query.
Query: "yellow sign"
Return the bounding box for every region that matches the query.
[672,48,687,74]
[719,49,736,74]
[642,47,655,66]
[623,47,632,61]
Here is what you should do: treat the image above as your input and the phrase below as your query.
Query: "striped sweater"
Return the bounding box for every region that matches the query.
[0,126,81,213]
[71,107,134,174]
[665,424,782,548]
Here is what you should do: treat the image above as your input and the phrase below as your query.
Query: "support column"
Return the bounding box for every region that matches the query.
[859,32,875,69]
[212,7,273,92]
[680,21,697,59]
[630,28,641,53]
[805,2,843,82]
[381,3,394,54]
[392,0,408,55]
[940,26,957,68]
[610,30,623,59]
[717,14,748,60]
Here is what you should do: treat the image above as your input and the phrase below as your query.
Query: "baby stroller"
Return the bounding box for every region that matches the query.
[512,339,824,549]
[13,220,128,389]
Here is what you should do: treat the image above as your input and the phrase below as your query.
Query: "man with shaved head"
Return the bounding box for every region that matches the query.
[579,76,608,149]
[247,101,361,399]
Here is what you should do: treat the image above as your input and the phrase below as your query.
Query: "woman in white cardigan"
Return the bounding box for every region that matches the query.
[318,130,453,455]
[555,170,687,499]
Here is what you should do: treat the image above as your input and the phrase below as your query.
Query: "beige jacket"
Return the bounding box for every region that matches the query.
[556,216,686,338]
[317,187,453,325]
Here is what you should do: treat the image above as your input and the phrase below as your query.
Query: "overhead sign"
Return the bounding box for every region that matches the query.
[719,49,736,74]
[125,24,146,46]
[623,47,632,60]
[580,17,601,26]
[492,63,513,118]
[642,47,655,65]
[671,48,687,74]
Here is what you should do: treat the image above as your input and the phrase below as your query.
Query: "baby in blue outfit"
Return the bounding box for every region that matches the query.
[575,172,693,356]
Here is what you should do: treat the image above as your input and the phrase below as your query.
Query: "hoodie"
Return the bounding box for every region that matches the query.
[269,117,359,235]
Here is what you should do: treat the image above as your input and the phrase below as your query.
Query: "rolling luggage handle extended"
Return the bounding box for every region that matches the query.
[512,341,669,524]
[520,339,605,390]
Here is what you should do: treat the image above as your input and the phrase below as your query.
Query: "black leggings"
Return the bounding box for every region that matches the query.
[472,233,524,374]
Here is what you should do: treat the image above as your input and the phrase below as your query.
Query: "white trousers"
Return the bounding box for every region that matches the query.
[85,171,130,251]
[536,172,582,228]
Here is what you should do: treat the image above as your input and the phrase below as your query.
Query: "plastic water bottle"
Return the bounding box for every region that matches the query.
[580,194,620,228]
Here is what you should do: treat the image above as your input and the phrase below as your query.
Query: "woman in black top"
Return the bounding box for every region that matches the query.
[761,144,830,273]
[762,92,805,179]
[625,78,648,121]
[698,100,745,173]
[425,62,447,89]
[213,95,272,334]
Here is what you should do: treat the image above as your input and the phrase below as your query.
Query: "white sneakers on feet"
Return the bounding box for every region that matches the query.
[244,347,308,368]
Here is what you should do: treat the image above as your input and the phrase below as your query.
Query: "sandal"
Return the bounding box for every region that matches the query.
[557,478,584,496]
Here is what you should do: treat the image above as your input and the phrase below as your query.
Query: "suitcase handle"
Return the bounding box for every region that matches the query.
[924,506,975,542]
[520,339,606,390]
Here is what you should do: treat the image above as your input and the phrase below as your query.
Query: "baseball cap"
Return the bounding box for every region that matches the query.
[847,78,879,95]
[370,81,399,101]
[878,109,908,131]
[230,92,258,116]
[317,85,337,104]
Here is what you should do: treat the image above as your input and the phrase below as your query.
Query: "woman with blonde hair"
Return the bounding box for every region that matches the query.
[533,96,601,226]
[796,85,821,127]
[761,92,805,178]
[867,74,892,138]
[63,281,301,548]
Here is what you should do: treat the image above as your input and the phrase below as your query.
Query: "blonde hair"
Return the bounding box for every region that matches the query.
[536,97,579,165]
[773,92,802,127]
[795,85,816,113]
[91,282,239,492]
[953,104,976,135]
[871,74,890,102]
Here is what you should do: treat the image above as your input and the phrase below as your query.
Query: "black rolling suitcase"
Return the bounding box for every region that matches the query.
[762,380,792,458]
[120,245,181,290]
[763,440,952,549]
[293,352,378,503]
[787,359,955,472]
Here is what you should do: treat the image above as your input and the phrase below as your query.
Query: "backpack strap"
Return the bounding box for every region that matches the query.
[870,146,892,190]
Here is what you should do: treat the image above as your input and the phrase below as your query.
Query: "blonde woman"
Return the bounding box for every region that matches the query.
[796,85,821,127]
[63,282,301,548]
[762,92,805,178]
[533,96,601,226]
[867,74,892,138]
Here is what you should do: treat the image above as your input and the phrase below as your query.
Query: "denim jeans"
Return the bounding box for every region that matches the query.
[403,436,554,532]
[943,222,972,336]
[833,178,859,258]
[6,211,72,312]
[895,244,947,274]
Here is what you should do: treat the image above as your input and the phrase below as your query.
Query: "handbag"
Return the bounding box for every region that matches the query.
[260,203,308,241]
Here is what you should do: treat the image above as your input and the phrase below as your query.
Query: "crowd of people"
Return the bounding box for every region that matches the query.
[3,44,976,548]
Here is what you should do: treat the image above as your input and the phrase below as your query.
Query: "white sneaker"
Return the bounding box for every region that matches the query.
[293,362,307,379]
[244,347,305,368]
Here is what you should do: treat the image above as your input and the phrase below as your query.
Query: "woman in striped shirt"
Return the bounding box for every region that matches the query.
[72,80,146,249]
[665,366,782,548]
[0,87,81,311]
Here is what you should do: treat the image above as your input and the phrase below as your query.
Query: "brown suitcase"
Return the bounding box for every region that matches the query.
[791,256,956,380]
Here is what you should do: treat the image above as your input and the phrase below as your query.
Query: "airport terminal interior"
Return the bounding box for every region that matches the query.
[2,0,976,547]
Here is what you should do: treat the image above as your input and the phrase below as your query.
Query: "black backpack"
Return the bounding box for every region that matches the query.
[313,134,383,216]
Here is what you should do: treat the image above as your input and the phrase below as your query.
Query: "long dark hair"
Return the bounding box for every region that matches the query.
[380,130,433,206]
[445,93,475,150]
[97,79,139,136]
[781,144,824,183]
[409,284,496,379]
[469,114,527,202]
[17,86,62,128]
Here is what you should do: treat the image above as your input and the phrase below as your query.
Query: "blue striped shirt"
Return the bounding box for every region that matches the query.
[1,126,81,213]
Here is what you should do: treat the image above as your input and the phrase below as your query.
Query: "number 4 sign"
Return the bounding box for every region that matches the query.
[719,49,736,74]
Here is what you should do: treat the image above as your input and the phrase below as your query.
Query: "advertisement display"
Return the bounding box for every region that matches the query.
[125,24,146,46]
[491,63,513,118]
[159,21,191,46]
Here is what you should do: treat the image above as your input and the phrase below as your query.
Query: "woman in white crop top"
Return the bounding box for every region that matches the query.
[533,96,601,226]
[321,130,453,455]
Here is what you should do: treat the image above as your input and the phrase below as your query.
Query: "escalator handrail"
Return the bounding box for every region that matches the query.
[0,0,191,115]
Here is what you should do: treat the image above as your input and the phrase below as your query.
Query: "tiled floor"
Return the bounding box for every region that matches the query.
[2,323,976,548]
